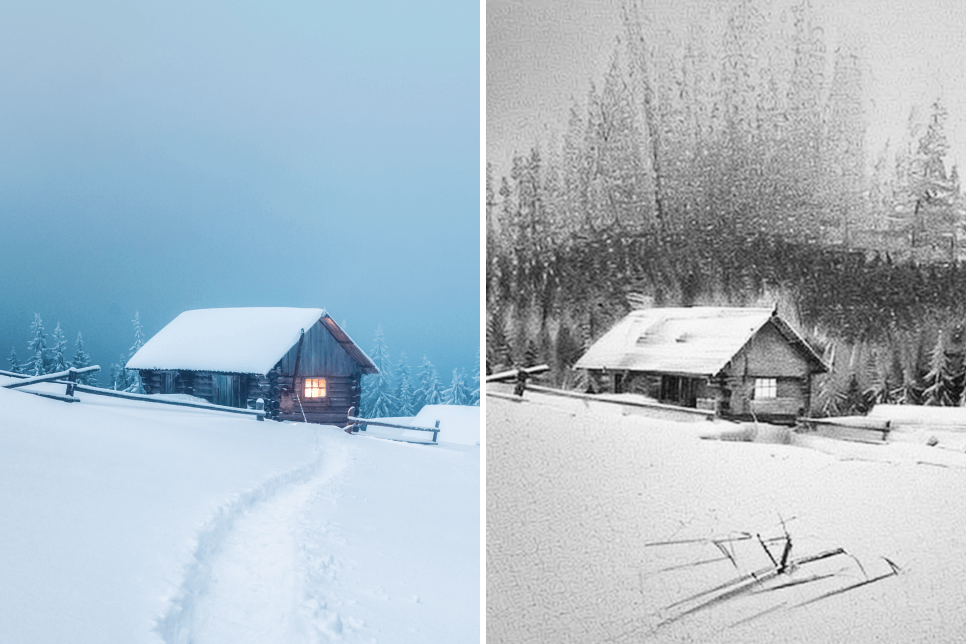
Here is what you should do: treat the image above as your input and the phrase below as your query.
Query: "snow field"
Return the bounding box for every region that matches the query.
[487,390,966,643]
[0,380,479,643]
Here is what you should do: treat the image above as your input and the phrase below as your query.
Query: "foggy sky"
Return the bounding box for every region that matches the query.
[487,0,966,179]
[0,1,480,382]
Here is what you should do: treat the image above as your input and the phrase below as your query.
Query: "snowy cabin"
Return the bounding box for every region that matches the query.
[573,307,827,422]
[127,308,378,425]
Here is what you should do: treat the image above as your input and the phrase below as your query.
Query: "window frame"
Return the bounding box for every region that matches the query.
[303,377,327,398]
[754,377,777,400]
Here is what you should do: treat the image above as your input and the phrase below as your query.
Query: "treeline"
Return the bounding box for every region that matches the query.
[360,326,480,418]
[488,0,962,254]
[6,312,146,390]
[487,228,966,415]
[487,0,966,416]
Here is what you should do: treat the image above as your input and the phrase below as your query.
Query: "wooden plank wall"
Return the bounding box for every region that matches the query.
[276,374,361,426]
[278,320,365,377]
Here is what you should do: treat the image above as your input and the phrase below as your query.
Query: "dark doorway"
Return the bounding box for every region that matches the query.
[660,375,697,407]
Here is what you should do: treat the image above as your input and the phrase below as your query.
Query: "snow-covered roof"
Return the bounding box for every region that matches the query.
[127,307,375,375]
[574,307,825,377]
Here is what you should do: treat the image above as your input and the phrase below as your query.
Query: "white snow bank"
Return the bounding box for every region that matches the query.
[488,389,966,643]
[0,385,318,643]
[363,405,480,445]
[870,403,966,429]
[126,307,325,374]
[0,379,479,643]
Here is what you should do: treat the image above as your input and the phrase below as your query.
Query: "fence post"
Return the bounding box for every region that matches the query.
[432,420,440,443]
[65,368,78,397]
[256,398,264,421]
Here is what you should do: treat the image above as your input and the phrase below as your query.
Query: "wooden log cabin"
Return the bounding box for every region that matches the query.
[574,307,827,423]
[126,307,378,425]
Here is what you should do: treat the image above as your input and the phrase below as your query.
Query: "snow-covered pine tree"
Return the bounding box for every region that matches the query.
[26,313,49,376]
[396,373,416,417]
[110,355,129,391]
[393,352,416,417]
[423,369,445,406]
[923,331,954,406]
[443,368,471,405]
[412,355,437,411]
[360,326,397,417]
[471,349,480,406]
[8,347,22,374]
[72,332,96,385]
[50,323,69,373]
[124,311,145,394]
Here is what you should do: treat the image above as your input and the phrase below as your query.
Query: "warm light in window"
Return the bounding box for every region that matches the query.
[304,378,326,398]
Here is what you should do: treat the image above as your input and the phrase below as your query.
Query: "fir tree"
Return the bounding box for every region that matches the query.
[393,352,414,415]
[471,349,481,406]
[360,326,397,417]
[26,313,49,376]
[125,311,146,394]
[50,323,69,373]
[422,369,445,406]
[8,347,22,374]
[923,331,954,406]
[72,332,96,386]
[110,355,129,391]
[412,355,437,411]
[396,373,416,417]
[444,368,471,405]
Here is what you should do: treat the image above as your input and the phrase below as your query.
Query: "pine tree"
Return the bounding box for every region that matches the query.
[396,374,416,417]
[72,332,96,386]
[50,323,69,373]
[393,352,414,415]
[360,326,397,417]
[8,347,22,374]
[111,355,130,391]
[125,311,145,394]
[422,369,445,406]
[412,355,436,411]
[444,368,471,405]
[26,314,49,376]
[923,331,954,405]
[471,349,481,406]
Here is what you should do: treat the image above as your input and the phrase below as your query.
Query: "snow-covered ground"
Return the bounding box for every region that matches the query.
[0,379,479,643]
[487,390,966,643]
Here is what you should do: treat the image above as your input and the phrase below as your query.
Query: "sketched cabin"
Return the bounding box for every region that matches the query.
[574,307,827,422]
[127,308,378,425]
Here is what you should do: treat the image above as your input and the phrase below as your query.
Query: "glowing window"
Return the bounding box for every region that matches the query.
[304,378,327,398]
[754,378,777,399]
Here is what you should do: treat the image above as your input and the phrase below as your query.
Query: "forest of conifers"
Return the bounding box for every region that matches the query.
[486,0,966,415]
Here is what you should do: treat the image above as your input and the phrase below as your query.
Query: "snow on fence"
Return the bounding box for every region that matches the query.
[345,406,441,444]
[1,366,101,402]
[0,368,265,419]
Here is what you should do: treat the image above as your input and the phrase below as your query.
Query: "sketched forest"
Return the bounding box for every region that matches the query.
[486,0,966,415]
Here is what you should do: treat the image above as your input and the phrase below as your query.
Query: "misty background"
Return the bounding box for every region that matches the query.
[0,1,479,383]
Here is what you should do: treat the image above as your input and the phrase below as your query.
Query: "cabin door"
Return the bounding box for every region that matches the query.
[212,374,242,408]
[660,375,697,407]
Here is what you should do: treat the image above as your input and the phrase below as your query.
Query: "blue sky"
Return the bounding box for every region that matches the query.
[0,1,480,382]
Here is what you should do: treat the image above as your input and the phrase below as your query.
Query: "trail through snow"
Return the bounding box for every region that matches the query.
[188,439,352,643]
[168,430,479,644]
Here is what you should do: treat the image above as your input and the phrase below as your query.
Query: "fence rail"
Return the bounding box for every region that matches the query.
[346,406,441,443]
[0,368,265,418]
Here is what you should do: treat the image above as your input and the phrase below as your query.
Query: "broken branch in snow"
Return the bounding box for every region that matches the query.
[757,533,778,568]
[645,532,752,547]
[794,568,899,608]
[712,540,738,569]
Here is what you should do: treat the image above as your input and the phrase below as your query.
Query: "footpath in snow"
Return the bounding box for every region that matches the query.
[0,380,479,643]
